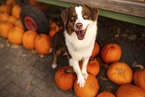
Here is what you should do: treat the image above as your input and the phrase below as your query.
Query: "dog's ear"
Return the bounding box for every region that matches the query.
[83,4,99,21]
[61,6,74,28]
[61,8,69,27]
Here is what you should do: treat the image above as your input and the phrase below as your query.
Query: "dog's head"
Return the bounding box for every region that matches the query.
[61,4,99,40]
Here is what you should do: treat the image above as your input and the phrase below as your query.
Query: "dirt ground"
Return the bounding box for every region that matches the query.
[0,11,145,97]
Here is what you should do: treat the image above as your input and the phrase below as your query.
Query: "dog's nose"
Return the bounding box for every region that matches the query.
[76,23,83,29]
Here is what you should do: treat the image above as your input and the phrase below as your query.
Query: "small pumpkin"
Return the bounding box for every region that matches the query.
[116,84,145,97]
[87,60,100,76]
[97,91,115,97]
[107,62,133,85]
[91,42,100,58]
[7,16,18,24]
[12,5,22,19]
[22,30,37,49]
[0,5,11,14]
[29,0,40,6]
[49,27,63,38]
[50,22,57,29]
[74,73,99,97]
[8,26,24,44]
[55,65,76,90]
[35,34,51,55]
[133,65,145,91]
[101,43,122,64]
[15,20,24,29]
[0,21,14,38]
[6,0,16,6]
[0,12,9,21]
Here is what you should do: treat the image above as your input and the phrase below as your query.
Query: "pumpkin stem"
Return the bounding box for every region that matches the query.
[132,61,144,70]
[38,34,42,38]
[110,45,114,48]
[28,31,31,34]
[64,69,74,73]
[116,68,123,73]
[135,65,144,70]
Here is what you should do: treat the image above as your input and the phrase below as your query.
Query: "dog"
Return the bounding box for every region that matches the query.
[51,4,99,87]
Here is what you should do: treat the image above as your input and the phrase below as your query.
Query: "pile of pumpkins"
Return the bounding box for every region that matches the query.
[0,0,145,97]
[54,42,145,97]
[0,0,62,55]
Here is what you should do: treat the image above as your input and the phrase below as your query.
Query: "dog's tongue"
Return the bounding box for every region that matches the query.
[76,30,85,40]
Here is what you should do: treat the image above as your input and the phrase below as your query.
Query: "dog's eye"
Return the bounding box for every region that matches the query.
[83,14,89,19]
[70,16,75,22]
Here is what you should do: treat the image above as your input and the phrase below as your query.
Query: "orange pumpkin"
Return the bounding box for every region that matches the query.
[87,60,100,76]
[0,21,14,38]
[97,91,115,97]
[133,65,145,91]
[49,27,63,38]
[50,22,57,29]
[6,0,16,6]
[116,84,145,97]
[101,43,122,64]
[0,5,11,14]
[55,65,76,90]
[0,12,9,21]
[107,62,133,85]
[74,73,99,97]
[7,16,18,24]
[12,5,22,19]
[15,20,24,29]
[29,0,40,6]
[35,34,51,55]
[8,27,24,44]
[22,30,37,49]
[91,42,100,58]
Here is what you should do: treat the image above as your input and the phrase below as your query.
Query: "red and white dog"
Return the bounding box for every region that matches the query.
[52,5,99,87]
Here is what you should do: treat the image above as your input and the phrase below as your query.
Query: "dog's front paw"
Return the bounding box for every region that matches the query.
[77,76,86,87]
[82,72,89,80]
[52,64,57,69]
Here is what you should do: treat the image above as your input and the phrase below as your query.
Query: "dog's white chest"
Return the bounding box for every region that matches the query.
[64,22,97,60]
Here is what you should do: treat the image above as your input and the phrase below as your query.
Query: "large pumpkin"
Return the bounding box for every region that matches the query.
[133,65,145,91]
[8,27,24,44]
[22,30,37,49]
[107,62,133,85]
[74,73,99,97]
[35,34,51,55]
[101,43,122,64]
[0,12,9,21]
[91,42,100,58]
[12,5,22,19]
[87,60,100,76]
[97,91,115,97]
[0,21,14,38]
[55,65,76,90]
[116,84,145,97]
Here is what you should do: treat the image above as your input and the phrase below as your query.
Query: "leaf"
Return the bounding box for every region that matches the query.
[25,82,31,91]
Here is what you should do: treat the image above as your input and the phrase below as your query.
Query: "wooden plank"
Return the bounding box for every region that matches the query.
[58,0,145,18]
[35,0,145,26]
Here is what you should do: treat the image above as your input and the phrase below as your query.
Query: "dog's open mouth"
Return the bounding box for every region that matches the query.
[75,29,86,40]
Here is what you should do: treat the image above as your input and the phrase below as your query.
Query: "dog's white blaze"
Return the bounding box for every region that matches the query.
[74,6,91,30]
